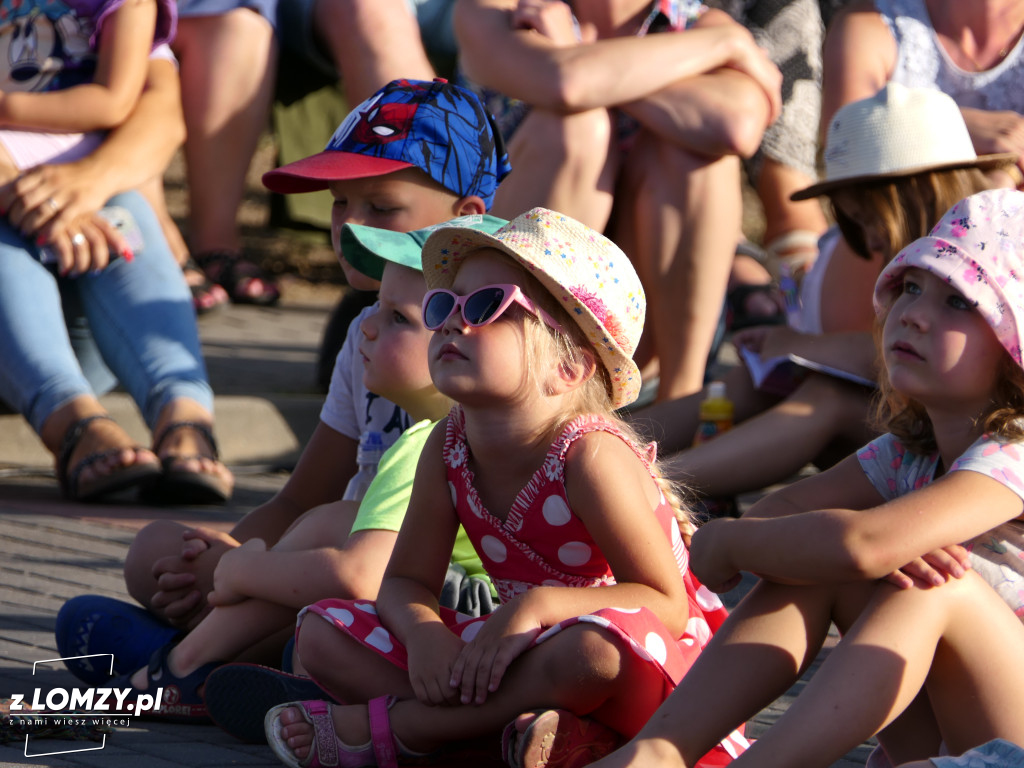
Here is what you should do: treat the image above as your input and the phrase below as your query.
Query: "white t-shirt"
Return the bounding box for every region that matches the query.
[857,432,1024,620]
[319,302,411,450]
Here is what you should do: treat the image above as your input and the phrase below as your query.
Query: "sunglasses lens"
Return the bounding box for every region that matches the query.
[424,292,456,329]
[463,286,508,326]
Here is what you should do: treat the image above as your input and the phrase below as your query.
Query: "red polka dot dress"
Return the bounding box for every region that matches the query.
[302,409,748,762]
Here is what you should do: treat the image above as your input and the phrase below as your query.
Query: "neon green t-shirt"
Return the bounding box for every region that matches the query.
[351,419,492,589]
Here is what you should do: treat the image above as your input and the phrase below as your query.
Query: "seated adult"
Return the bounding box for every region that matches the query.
[0,59,234,505]
[454,0,782,400]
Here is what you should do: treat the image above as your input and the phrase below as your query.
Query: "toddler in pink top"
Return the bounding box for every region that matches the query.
[262,208,747,768]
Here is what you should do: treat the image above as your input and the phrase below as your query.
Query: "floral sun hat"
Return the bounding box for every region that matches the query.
[420,207,646,407]
[874,188,1024,367]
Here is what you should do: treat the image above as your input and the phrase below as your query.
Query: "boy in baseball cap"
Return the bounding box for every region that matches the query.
[120,79,510,635]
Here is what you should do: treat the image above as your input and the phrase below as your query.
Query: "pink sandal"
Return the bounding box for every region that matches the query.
[502,709,623,768]
[265,697,421,768]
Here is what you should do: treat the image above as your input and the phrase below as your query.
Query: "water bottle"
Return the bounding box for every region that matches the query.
[342,431,385,501]
[692,381,734,446]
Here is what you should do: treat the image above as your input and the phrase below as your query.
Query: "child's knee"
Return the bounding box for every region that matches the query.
[295,611,337,678]
[546,625,627,688]
[123,519,192,606]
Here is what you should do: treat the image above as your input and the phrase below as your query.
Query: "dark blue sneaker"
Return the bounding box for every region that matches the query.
[204,664,332,743]
[55,595,179,685]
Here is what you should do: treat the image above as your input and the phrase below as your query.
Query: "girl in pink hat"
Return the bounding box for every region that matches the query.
[263,208,747,768]
[590,188,1024,767]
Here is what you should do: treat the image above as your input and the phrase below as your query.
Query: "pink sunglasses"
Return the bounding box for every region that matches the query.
[422,284,564,332]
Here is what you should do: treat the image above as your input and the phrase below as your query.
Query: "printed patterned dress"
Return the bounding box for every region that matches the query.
[303,408,749,762]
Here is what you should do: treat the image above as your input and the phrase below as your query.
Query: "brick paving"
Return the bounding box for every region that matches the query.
[0,300,874,767]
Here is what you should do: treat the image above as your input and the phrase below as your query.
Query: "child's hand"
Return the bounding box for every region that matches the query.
[150,527,240,628]
[207,538,267,607]
[406,622,466,706]
[449,601,543,705]
[884,545,970,589]
[689,519,743,594]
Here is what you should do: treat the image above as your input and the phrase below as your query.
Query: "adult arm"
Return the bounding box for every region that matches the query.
[1,57,185,243]
[456,0,778,116]
[820,0,894,132]
[0,0,158,131]
[615,9,780,157]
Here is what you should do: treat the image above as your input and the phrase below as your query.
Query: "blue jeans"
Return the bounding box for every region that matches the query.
[0,191,213,435]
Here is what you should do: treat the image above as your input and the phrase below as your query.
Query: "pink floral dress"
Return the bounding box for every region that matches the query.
[303,408,748,763]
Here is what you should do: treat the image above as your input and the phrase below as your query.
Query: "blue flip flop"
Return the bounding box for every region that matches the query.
[55,595,179,685]
[204,663,332,744]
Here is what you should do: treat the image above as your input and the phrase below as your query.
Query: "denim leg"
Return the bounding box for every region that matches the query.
[0,222,94,434]
[74,192,214,430]
[63,289,119,397]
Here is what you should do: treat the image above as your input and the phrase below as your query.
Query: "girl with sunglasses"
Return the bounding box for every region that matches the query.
[262,208,747,768]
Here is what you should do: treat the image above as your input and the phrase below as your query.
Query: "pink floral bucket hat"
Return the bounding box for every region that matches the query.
[421,207,646,407]
[874,188,1024,366]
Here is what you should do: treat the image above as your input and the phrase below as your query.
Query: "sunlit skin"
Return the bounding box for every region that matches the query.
[882,268,1007,418]
[358,261,449,417]
[328,169,483,290]
[427,249,548,408]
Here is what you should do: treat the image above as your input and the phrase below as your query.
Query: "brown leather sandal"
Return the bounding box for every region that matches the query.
[140,421,232,505]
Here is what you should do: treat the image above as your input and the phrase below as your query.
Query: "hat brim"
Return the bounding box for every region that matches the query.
[262,152,414,194]
[790,153,1018,201]
[422,228,643,408]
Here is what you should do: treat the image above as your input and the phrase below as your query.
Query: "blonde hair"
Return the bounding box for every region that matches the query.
[871,313,1024,454]
[828,168,990,259]
[510,265,697,535]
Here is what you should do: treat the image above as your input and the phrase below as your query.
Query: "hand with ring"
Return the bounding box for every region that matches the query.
[49,213,129,277]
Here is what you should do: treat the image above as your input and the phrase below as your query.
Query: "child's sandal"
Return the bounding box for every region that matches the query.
[265,697,430,768]
[502,709,622,768]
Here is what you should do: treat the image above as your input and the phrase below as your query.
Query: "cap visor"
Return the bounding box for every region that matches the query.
[262,152,415,193]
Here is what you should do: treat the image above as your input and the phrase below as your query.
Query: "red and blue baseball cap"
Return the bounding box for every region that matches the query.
[262,78,511,208]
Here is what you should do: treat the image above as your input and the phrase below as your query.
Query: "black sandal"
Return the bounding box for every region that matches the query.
[193,250,280,307]
[141,421,232,506]
[56,415,162,502]
[184,257,229,315]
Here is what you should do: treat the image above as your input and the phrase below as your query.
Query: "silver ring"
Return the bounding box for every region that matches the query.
[45,197,58,212]
[70,233,86,246]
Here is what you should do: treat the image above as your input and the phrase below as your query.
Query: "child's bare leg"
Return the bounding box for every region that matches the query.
[589,578,873,768]
[661,374,875,497]
[730,573,1024,767]
[627,364,774,454]
[491,107,618,231]
[614,132,742,401]
[280,622,666,761]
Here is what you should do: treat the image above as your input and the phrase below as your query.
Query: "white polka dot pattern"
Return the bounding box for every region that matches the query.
[325,607,354,626]
[557,541,591,567]
[644,632,668,665]
[365,626,393,654]
[542,495,572,526]
[481,535,508,563]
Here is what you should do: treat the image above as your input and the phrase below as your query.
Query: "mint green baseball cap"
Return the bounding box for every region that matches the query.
[341,214,508,280]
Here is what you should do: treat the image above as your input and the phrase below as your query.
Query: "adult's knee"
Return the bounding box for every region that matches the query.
[510,108,613,175]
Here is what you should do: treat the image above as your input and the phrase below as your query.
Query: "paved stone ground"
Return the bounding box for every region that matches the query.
[0,141,876,766]
[0,304,875,766]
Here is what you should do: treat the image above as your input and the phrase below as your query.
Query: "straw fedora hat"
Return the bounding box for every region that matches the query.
[421,207,646,408]
[791,83,1017,200]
